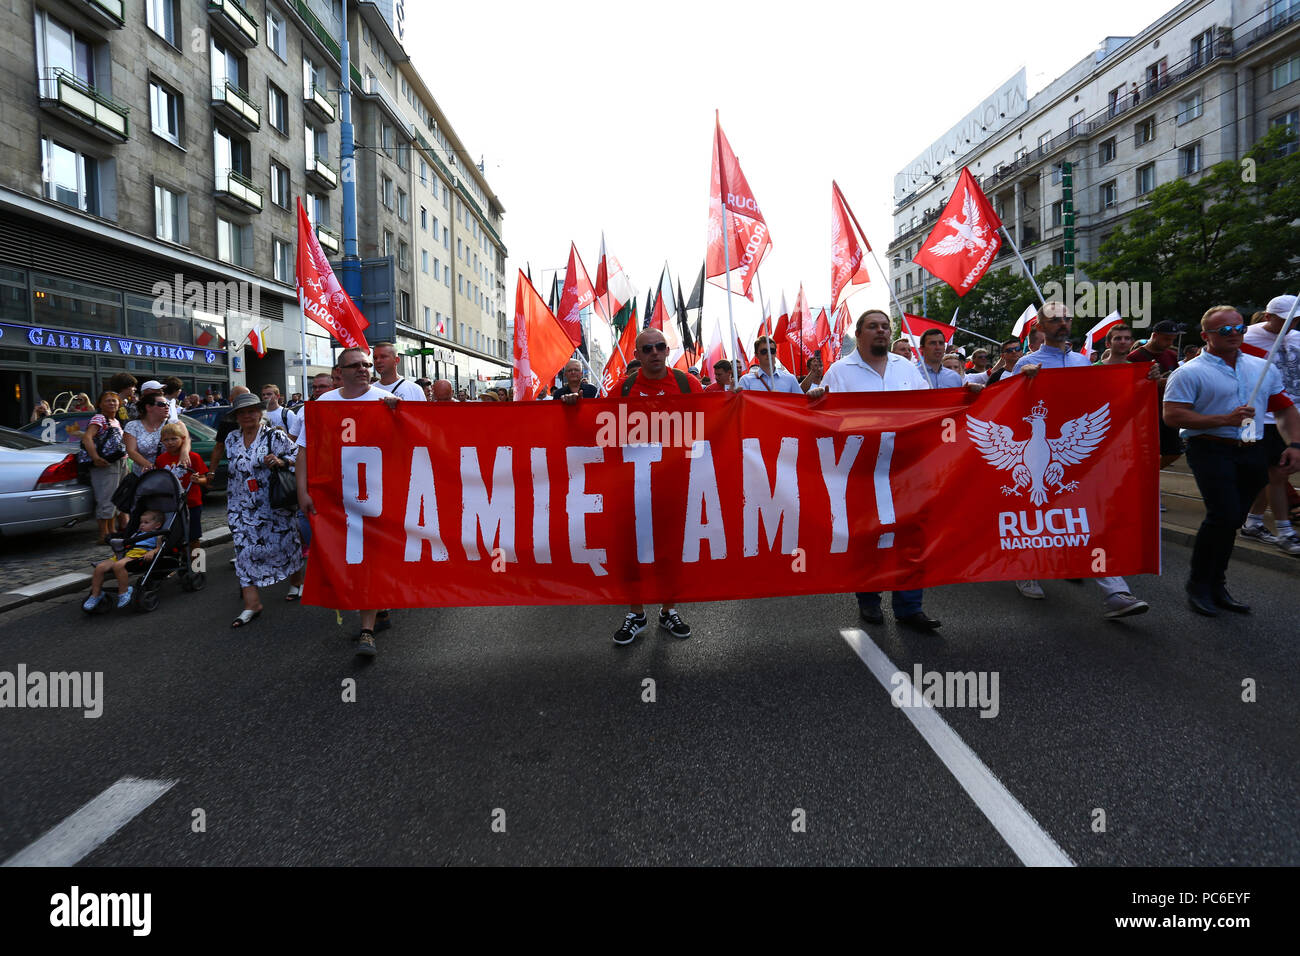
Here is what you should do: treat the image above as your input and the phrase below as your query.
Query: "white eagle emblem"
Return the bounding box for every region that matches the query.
[967,401,1110,506]
[928,189,991,257]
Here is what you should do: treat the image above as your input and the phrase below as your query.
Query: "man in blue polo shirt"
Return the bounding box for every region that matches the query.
[1164,304,1300,616]
[736,336,804,394]
[1009,301,1152,619]
[916,328,965,388]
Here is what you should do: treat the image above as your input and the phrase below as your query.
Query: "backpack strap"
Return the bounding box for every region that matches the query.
[671,369,691,393]
[619,370,639,397]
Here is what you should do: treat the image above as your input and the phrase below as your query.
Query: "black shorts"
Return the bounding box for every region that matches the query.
[1263,424,1286,467]
[1158,420,1184,457]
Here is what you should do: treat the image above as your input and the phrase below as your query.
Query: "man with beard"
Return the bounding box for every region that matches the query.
[808,309,941,632]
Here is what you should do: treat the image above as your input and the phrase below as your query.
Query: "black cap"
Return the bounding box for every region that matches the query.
[1151,320,1185,334]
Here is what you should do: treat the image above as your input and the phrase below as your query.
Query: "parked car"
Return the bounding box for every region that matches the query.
[0,426,94,536]
[20,412,227,493]
[180,403,231,431]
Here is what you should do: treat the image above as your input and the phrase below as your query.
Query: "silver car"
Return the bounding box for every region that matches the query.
[0,427,94,536]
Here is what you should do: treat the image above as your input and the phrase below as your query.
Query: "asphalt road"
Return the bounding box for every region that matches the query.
[0,537,1295,866]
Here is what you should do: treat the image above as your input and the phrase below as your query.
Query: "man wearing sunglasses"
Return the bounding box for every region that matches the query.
[985,339,1023,385]
[1010,301,1152,618]
[595,329,701,644]
[736,336,803,394]
[296,346,400,658]
[808,309,941,632]
[1165,305,1300,616]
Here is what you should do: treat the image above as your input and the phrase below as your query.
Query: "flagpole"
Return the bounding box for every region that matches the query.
[998,225,1046,306]
[954,325,1004,346]
[298,298,309,402]
[755,272,770,341]
[716,116,739,365]
[1243,292,1300,413]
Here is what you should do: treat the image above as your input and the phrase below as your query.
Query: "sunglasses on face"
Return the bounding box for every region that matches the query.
[148,401,169,408]
[340,361,373,370]
[638,342,669,354]
[756,347,774,356]
[1001,347,1019,354]
[1210,324,1247,336]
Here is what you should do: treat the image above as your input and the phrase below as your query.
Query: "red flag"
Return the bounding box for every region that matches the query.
[706,114,771,301]
[830,182,871,311]
[599,306,639,395]
[556,242,596,347]
[649,293,688,371]
[296,198,370,352]
[513,270,575,401]
[813,308,833,367]
[775,285,817,375]
[913,167,1003,297]
[900,313,956,359]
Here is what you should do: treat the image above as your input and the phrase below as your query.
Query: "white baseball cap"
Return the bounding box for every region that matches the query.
[139,379,164,392]
[1266,294,1298,320]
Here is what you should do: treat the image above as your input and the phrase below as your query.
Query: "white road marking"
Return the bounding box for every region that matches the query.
[10,573,87,597]
[841,628,1074,867]
[2,777,176,867]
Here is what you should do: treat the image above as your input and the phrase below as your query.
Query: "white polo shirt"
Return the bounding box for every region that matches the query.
[295,385,392,448]
[821,350,929,393]
[374,376,427,402]
[735,366,804,394]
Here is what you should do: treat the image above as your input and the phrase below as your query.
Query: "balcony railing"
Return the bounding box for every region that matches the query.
[39,69,129,142]
[304,84,336,123]
[77,0,125,28]
[207,0,258,47]
[215,167,263,212]
[306,155,338,189]
[315,225,340,254]
[211,80,260,130]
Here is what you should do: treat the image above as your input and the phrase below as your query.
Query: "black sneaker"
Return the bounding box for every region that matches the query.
[658,609,692,639]
[356,630,377,658]
[613,612,647,645]
[375,611,392,632]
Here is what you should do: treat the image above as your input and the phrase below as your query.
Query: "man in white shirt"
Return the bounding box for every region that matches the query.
[296,346,400,659]
[736,335,804,394]
[260,384,297,434]
[810,309,942,632]
[371,341,427,402]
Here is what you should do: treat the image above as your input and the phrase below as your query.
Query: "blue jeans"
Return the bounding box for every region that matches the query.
[856,589,924,617]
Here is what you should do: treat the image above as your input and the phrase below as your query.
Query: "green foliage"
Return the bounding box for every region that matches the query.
[918,265,1066,349]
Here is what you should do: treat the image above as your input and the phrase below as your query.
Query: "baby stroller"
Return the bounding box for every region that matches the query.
[102,469,206,613]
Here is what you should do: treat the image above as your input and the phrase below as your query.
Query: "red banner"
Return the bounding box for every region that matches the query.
[301,366,1160,609]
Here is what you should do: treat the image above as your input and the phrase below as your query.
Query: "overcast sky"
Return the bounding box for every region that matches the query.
[407,0,1178,340]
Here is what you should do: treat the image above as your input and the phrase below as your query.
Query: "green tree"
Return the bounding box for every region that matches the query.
[1084,126,1300,325]
[920,265,1067,349]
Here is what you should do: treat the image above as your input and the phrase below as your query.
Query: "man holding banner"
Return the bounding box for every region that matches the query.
[811,309,940,632]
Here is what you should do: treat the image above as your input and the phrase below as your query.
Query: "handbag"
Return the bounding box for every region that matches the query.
[111,470,139,511]
[264,429,298,511]
[76,421,126,467]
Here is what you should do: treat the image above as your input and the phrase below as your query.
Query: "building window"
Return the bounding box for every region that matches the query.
[423,306,431,331]
[457,237,463,260]
[419,206,427,231]
[398,291,410,326]
[382,176,394,209]
[213,127,251,179]
[1052,248,1066,268]
[35,11,101,97]
[210,36,248,98]
[381,123,394,154]
[1099,180,1117,210]
[42,138,101,215]
[270,161,289,209]
[383,230,393,258]
[458,275,464,295]
[421,249,429,273]
[1177,90,1203,125]
[1037,131,1051,151]
[1190,29,1213,67]
[267,9,286,61]
[1050,162,1062,185]
[1051,200,1063,227]
[1271,109,1299,155]
[1108,85,1125,118]
[273,237,292,283]
[1273,54,1300,91]
[268,83,288,134]
[149,79,182,146]
[1136,162,1155,195]
[146,0,179,46]
[1145,57,1167,95]
[154,184,185,244]
[1135,117,1155,146]
[433,258,441,281]
[397,189,409,222]
[1099,137,1116,165]
[217,218,248,266]
[444,269,450,288]
[1069,110,1085,134]
[1180,142,1202,176]
[1023,258,1036,276]
[309,193,329,227]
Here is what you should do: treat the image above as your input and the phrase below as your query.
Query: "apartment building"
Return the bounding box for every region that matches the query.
[887,0,1300,316]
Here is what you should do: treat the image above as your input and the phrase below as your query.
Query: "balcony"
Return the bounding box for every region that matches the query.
[74,0,125,29]
[211,80,260,131]
[215,168,263,213]
[38,69,129,143]
[305,155,338,190]
[315,225,340,255]
[207,0,257,48]
[304,84,336,124]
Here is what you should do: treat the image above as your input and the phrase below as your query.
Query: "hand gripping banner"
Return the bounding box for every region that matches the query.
[300,366,1160,609]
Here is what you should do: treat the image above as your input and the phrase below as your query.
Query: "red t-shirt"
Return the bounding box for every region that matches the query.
[156,450,208,507]
[1127,345,1178,375]
[618,370,704,397]
[703,382,729,393]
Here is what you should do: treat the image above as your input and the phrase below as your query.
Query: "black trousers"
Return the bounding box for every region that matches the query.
[1183,438,1270,590]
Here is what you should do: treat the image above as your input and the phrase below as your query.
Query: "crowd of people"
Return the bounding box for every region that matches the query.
[73,298,1299,651]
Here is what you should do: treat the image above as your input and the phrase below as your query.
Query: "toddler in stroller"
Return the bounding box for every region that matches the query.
[83,469,205,614]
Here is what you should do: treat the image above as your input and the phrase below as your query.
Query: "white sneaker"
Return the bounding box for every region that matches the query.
[1015,580,1045,599]
[1240,523,1279,544]
[1103,591,1149,619]
[1275,532,1300,556]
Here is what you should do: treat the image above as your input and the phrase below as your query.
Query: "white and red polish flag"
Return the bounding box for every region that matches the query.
[649,289,689,371]
[513,270,575,401]
[830,181,871,312]
[707,114,771,301]
[1083,310,1123,358]
[901,313,956,359]
[246,324,270,359]
[296,197,370,352]
[594,232,636,318]
[1012,302,1038,343]
[913,167,1003,296]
